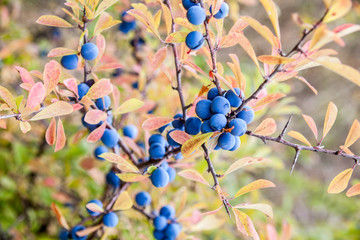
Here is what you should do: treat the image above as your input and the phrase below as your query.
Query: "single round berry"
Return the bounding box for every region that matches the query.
[119,21,136,34]
[71,225,87,240]
[185,31,205,50]
[103,212,119,227]
[81,43,99,60]
[101,129,119,148]
[151,167,170,188]
[154,216,168,231]
[210,2,229,19]
[187,6,206,25]
[160,205,175,219]
[149,134,167,146]
[236,105,254,124]
[159,122,172,133]
[95,95,111,110]
[209,114,227,131]
[182,0,200,10]
[123,125,138,139]
[185,117,202,135]
[211,96,231,115]
[172,113,184,130]
[153,230,165,240]
[167,167,176,182]
[94,146,108,160]
[165,223,181,238]
[61,54,78,70]
[106,171,120,188]
[201,120,214,133]
[149,143,166,159]
[86,199,103,217]
[78,83,90,100]
[135,191,151,207]
[167,129,180,147]
[160,161,169,171]
[229,136,241,151]
[207,87,223,100]
[228,118,247,136]
[195,99,212,120]
[218,132,236,150]
[59,228,69,240]
[224,88,242,108]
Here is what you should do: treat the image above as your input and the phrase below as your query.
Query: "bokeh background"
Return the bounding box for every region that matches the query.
[0,0,360,239]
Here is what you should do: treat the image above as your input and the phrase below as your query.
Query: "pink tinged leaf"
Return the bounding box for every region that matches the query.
[237,34,261,70]
[84,109,107,125]
[178,169,210,186]
[169,130,192,145]
[343,119,360,148]
[47,48,78,57]
[287,131,312,147]
[142,116,173,131]
[85,203,104,213]
[55,119,66,152]
[63,78,78,97]
[30,101,74,121]
[266,224,278,240]
[36,15,73,27]
[322,101,338,140]
[72,103,83,112]
[234,179,276,198]
[346,183,360,197]
[43,60,61,95]
[86,79,113,99]
[87,122,106,142]
[327,168,353,194]
[96,34,106,62]
[14,66,35,85]
[95,62,124,71]
[75,224,103,237]
[26,82,46,109]
[46,118,57,145]
[294,76,318,95]
[254,93,286,109]
[152,47,167,70]
[302,114,318,141]
[253,118,277,136]
[200,206,223,216]
[19,121,31,134]
[223,157,268,176]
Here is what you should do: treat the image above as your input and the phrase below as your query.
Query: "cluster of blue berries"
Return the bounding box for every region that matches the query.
[153,205,182,240]
[194,87,254,151]
[61,42,99,70]
[119,11,136,34]
[183,0,229,50]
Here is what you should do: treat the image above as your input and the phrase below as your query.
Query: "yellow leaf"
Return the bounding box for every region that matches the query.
[327,168,353,194]
[232,209,260,240]
[94,12,121,36]
[258,55,294,65]
[344,119,360,148]
[0,85,16,110]
[153,9,162,29]
[228,54,246,92]
[181,132,213,157]
[223,157,268,176]
[233,203,273,218]
[323,0,352,23]
[309,24,328,50]
[318,61,360,87]
[346,183,360,197]
[30,101,74,121]
[165,32,188,43]
[322,101,338,139]
[100,153,139,173]
[253,118,277,136]
[260,0,280,39]
[234,179,276,198]
[117,173,149,182]
[36,15,73,27]
[302,114,318,141]
[160,2,172,35]
[19,121,31,134]
[178,169,210,186]
[237,34,260,70]
[287,131,312,147]
[113,191,133,210]
[94,0,118,18]
[113,98,144,115]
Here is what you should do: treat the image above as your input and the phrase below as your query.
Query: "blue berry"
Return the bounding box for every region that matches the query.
[59,228,69,240]
[182,0,200,10]
[103,212,119,227]
[149,143,166,159]
[229,136,241,151]
[165,223,181,238]
[210,2,229,19]
[167,129,180,147]
[78,83,89,100]
[185,117,202,135]
[211,96,231,115]
[94,146,108,160]
[195,99,212,120]
[123,125,138,139]
[71,225,87,240]
[82,115,100,132]
[228,118,247,136]
[224,88,242,108]
[106,171,120,188]
[151,168,170,188]
[160,205,175,219]
[149,134,167,146]
[201,120,214,133]
[160,162,169,170]
[187,6,206,25]
[174,152,183,160]
[185,31,204,50]
[153,230,165,240]
[81,43,99,60]
[119,11,136,34]
[154,216,168,230]
[172,113,184,130]
[207,87,222,100]
[95,95,111,110]
[218,132,235,150]
[61,54,78,70]
[209,114,227,131]
[167,167,176,182]
[86,199,103,217]
[236,105,254,124]
[135,191,151,206]
[101,129,119,148]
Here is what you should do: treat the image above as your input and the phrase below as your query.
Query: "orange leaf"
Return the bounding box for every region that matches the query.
[237,34,260,70]
[260,0,280,39]
[253,118,277,136]
[223,157,268,176]
[178,169,210,186]
[36,15,73,27]
[287,131,312,146]
[255,93,285,108]
[84,109,107,125]
[160,2,172,35]
[43,60,61,95]
[142,116,173,131]
[318,61,360,87]
[323,0,352,23]
[55,119,66,152]
[241,16,278,48]
[46,118,57,145]
[87,122,106,142]
[86,79,113,99]
[165,32,188,43]
[30,101,74,121]
[181,132,213,157]
[234,179,276,198]
[51,203,70,230]
[258,55,294,64]
[169,130,192,145]
[344,120,360,148]
[327,168,353,194]
[302,114,318,141]
[322,101,338,139]
[346,183,360,197]
[47,48,78,57]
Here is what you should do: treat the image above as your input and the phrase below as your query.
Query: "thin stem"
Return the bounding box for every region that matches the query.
[132,205,155,220]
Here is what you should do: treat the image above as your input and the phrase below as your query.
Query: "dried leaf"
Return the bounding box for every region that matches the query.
[327,168,353,194]
[302,114,318,141]
[51,203,70,230]
[178,169,210,186]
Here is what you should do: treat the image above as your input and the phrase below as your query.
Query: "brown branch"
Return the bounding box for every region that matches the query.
[132,205,155,220]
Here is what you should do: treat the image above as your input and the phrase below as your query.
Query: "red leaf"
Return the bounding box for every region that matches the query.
[43,60,61,95]
[26,82,46,109]
[142,116,173,131]
[87,122,106,142]
[46,118,56,145]
[55,119,66,152]
[86,79,113,99]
